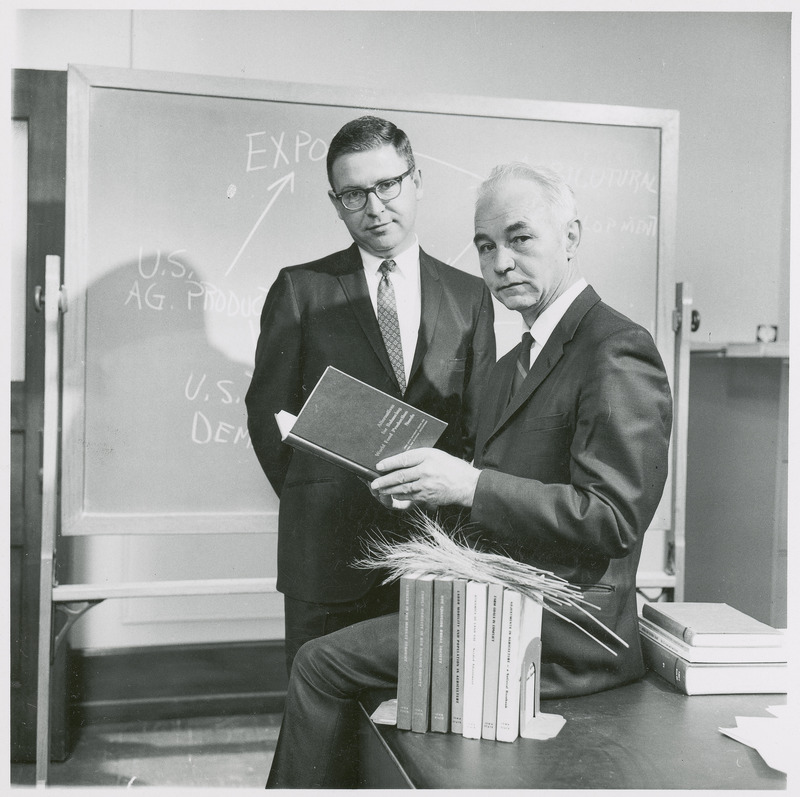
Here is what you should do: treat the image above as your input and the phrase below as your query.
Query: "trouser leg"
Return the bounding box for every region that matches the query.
[267,611,399,789]
[282,580,399,675]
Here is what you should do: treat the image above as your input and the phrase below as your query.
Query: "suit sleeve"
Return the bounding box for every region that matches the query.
[460,283,496,462]
[471,326,672,560]
[245,269,303,498]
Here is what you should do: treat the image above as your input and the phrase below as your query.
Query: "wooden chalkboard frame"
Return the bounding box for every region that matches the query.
[62,63,679,541]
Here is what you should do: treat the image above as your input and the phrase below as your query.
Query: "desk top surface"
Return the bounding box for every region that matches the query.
[360,672,786,790]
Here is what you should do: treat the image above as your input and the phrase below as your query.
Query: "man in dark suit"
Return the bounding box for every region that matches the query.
[265,163,672,788]
[245,116,496,673]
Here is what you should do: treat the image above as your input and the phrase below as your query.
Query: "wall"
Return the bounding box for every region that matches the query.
[11,9,792,649]
[684,354,789,628]
[14,9,791,344]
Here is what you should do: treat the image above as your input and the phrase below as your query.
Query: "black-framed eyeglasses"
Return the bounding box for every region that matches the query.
[330,166,415,211]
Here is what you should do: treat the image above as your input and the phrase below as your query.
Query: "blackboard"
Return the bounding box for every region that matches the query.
[62,64,678,537]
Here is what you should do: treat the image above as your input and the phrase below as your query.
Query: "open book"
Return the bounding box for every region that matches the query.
[275,366,448,480]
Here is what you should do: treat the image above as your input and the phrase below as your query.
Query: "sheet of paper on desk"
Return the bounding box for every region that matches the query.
[371,698,398,725]
[719,706,788,774]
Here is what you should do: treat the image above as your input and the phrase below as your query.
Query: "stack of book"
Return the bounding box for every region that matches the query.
[397,573,543,742]
[639,602,787,695]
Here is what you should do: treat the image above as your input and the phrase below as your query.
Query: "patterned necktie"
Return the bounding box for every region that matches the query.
[377,259,406,393]
[510,331,534,397]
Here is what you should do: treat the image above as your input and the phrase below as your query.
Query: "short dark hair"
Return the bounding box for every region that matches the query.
[326,116,415,187]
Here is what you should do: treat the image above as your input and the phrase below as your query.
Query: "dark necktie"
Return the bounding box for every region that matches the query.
[511,331,534,396]
[377,259,406,394]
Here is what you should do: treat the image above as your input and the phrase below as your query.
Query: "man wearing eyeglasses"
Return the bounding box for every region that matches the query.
[246,116,496,674]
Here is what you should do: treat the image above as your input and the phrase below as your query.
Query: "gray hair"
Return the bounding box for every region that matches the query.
[476,163,578,225]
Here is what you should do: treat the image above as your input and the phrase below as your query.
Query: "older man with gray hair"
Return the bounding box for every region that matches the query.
[266,163,672,789]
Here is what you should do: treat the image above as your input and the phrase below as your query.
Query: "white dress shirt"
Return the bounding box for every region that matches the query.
[525,278,588,368]
[359,238,422,386]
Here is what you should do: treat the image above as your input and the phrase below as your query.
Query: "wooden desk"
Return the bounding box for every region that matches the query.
[357,672,786,789]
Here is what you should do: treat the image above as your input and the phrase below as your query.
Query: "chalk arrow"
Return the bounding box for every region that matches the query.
[226,171,295,277]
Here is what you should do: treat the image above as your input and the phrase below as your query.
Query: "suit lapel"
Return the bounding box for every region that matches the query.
[408,249,442,382]
[489,286,601,439]
[336,244,396,382]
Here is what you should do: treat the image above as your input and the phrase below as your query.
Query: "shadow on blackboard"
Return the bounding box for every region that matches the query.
[77,254,270,515]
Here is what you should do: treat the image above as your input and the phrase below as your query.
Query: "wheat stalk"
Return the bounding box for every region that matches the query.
[355,510,627,656]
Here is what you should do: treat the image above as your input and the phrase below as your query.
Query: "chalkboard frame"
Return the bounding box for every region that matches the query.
[62,63,679,540]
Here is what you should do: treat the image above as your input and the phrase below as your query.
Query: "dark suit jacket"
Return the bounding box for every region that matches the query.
[246,243,496,603]
[470,285,672,698]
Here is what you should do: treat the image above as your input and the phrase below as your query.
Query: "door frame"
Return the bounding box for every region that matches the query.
[11,68,70,763]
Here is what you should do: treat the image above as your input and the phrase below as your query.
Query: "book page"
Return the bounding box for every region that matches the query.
[274,410,297,441]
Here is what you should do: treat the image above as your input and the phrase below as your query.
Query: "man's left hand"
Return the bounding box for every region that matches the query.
[371,448,480,509]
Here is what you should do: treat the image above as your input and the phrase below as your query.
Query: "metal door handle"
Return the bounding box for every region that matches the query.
[33,283,68,313]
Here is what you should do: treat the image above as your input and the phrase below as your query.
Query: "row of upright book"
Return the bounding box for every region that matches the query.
[396,573,543,743]
[639,602,787,695]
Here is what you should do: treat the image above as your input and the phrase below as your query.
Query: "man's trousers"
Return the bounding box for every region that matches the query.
[267,611,400,788]
[282,580,399,675]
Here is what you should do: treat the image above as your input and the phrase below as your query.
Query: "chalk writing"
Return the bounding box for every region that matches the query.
[191,411,252,446]
[620,215,658,236]
[126,248,267,319]
[125,280,167,311]
[184,372,240,405]
[188,281,267,318]
[581,214,658,237]
[137,247,190,280]
[124,248,200,312]
[551,164,659,194]
[245,130,327,172]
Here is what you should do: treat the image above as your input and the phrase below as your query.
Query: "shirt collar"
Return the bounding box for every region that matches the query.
[528,278,588,345]
[359,236,420,278]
